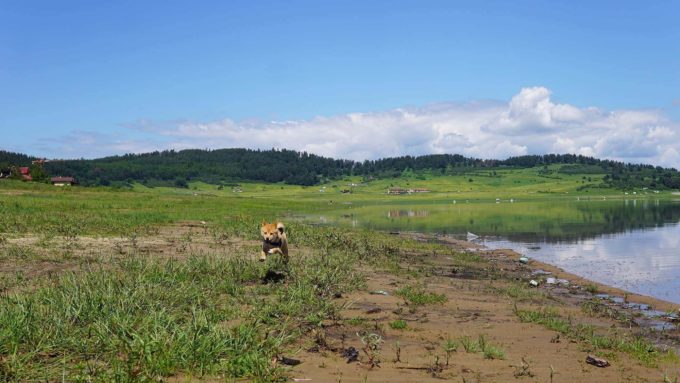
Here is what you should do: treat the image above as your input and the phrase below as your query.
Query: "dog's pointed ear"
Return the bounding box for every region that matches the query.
[261,220,266,226]
[277,222,285,234]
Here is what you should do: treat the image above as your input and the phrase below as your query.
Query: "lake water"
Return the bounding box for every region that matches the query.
[307,198,680,304]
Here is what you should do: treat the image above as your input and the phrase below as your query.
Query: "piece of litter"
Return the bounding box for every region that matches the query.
[278,356,301,366]
[370,290,389,296]
[519,256,529,264]
[546,277,557,284]
[341,347,359,363]
[293,379,312,382]
[529,280,539,287]
[586,355,609,367]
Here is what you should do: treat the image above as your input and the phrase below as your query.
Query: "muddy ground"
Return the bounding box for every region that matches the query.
[285,233,680,383]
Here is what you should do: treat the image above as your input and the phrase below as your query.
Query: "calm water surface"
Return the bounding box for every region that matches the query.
[307,198,680,304]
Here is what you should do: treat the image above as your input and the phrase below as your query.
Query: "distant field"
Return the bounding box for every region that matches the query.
[1,164,671,236]
[0,180,309,236]
[142,164,668,205]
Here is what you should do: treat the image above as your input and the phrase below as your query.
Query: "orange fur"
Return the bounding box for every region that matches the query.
[259,221,289,261]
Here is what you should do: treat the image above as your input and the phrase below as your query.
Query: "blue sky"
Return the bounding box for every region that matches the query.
[1,1,679,165]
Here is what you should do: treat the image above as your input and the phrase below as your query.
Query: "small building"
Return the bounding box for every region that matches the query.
[19,167,32,181]
[51,176,76,186]
[387,187,408,195]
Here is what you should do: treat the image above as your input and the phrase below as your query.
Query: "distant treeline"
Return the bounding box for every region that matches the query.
[42,149,354,187]
[0,150,37,168]
[1,149,679,189]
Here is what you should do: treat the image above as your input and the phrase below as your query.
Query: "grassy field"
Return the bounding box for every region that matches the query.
[3,164,673,238]
[0,172,678,382]
[0,165,624,234]
[137,164,672,205]
[0,179,452,380]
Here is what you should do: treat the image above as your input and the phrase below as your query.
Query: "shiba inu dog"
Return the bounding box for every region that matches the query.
[260,221,288,261]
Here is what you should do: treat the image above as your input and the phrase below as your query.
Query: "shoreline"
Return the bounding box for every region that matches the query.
[403,231,680,323]
[292,228,680,381]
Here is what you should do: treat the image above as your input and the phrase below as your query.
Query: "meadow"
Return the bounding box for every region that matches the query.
[0,164,628,235]
[0,168,678,382]
[0,179,452,381]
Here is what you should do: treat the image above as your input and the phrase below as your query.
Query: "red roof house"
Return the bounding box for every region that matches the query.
[19,167,32,181]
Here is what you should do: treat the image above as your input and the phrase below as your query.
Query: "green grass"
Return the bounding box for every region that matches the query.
[459,335,479,353]
[1,254,274,380]
[495,283,547,302]
[1,169,675,240]
[2,178,473,381]
[388,319,408,330]
[0,220,380,381]
[346,317,369,326]
[457,335,505,360]
[0,250,366,381]
[584,283,599,294]
[0,175,675,380]
[514,307,572,334]
[395,285,447,306]
[581,299,627,322]
[0,180,477,380]
[514,306,677,367]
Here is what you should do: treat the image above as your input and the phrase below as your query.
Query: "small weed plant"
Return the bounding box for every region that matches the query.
[395,284,447,306]
[359,333,383,368]
[389,319,408,330]
[457,335,505,360]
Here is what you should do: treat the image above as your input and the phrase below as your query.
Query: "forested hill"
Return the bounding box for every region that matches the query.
[1,148,679,189]
[0,151,37,167]
[44,149,354,186]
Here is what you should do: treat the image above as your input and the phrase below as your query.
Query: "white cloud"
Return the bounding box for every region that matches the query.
[32,87,680,168]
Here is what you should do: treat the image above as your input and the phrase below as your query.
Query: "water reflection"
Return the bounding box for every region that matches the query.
[506,199,680,243]
[314,199,680,303]
[323,199,680,244]
[484,223,680,304]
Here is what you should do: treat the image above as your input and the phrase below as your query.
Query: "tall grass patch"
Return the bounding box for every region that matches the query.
[396,284,447,306]
[0,243,365,381]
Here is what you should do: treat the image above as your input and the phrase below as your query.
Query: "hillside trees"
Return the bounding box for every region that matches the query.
[1,149,678,189]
